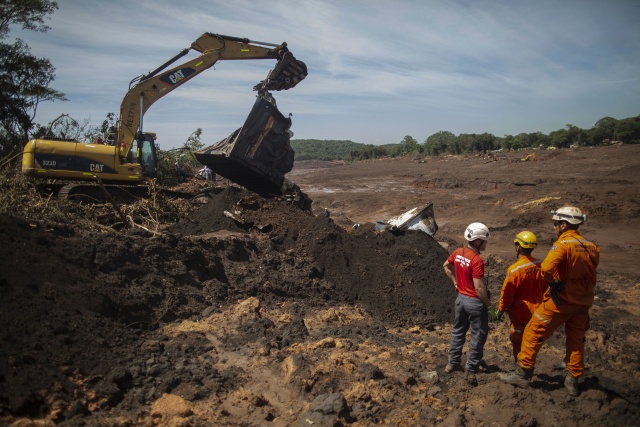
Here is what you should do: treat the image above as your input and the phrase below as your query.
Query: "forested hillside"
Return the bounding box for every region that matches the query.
[292,114,640,161]
[291,138,416,161]
[290,139,364,160]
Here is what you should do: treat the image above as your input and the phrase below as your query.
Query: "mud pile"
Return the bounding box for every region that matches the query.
[169,186,454,326]
[4,146,640,426]
[0,186,453,424]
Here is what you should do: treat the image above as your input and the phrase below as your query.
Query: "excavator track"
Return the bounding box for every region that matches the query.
[59,184,149,204]
[37,183,193,204]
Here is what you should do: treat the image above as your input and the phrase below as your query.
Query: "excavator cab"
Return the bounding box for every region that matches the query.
[122,133,158,178]
[135,133,159,178]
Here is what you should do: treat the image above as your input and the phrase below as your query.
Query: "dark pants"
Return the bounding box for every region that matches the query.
[448,294,489,371]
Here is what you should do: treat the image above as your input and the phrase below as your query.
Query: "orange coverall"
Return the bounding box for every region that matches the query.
[517,229,600,377]
[498,255,546,359]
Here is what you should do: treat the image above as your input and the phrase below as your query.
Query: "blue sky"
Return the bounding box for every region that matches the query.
[12,0,640,149]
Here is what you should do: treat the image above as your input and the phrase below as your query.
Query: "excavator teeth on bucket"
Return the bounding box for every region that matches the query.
[254,54,308,91]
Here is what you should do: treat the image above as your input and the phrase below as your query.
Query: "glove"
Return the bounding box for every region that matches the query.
[496,311,504,321]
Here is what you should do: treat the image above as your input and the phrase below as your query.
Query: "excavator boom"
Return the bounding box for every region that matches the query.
[118,33,307,159]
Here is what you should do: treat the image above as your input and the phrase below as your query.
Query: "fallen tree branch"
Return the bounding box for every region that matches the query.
[0,151,22,170]
[127,214,161,236]
[93,175,130,227]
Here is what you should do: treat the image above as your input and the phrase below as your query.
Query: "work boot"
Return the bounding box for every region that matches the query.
[467,359,490,373]
[563,371,580,396]
[498,365,533,388]
[445,363,463,373]
[478,360,490,373]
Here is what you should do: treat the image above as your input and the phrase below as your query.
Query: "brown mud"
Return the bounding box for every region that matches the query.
[1,144,639,426]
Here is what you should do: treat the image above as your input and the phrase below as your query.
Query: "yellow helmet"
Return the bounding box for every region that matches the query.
[514,231,537,249]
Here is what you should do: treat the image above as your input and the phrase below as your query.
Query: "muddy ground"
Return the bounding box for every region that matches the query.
[1,144,639,426]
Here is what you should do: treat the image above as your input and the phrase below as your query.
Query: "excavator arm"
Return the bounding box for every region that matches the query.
[117,32,307,159]
[21,32,307,190]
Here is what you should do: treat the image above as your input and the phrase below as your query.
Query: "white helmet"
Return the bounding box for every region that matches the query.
[464,222,490,241]
[551,206,586,224]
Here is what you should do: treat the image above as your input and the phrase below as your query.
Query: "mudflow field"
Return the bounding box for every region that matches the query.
[1,144,640,426]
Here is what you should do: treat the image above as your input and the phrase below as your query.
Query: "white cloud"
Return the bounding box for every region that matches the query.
[10,0,640,147]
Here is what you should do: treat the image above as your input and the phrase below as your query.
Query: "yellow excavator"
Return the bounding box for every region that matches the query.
[520,153,537,162]
[21,32,307,195]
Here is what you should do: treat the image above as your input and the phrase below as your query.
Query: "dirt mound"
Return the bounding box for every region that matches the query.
[2,145,640,426]
[169,186,454,327]
[0,185,453,425]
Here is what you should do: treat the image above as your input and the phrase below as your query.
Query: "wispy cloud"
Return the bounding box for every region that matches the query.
[12,0,640,147]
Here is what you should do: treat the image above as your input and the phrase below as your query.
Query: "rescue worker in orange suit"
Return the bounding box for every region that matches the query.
[499,207,600,396]
[443,222,492,374]
[497,231,547,360]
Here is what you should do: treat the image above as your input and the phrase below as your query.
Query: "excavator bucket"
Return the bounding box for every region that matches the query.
[195,93,295,197]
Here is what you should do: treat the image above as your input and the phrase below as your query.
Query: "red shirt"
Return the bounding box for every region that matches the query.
[447,247,484,298]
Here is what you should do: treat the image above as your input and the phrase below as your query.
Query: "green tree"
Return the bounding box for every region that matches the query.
[528,131,551,148]
[0,0,58,38]
[292,139,368,161]
[0,40,66,151]
[549,128,569,148]
[100,112,117,135]
[616,116,640,144]
[456,134,477,153]
[154,128,207,185]
[424,131,454,156]
[448,135,463,154]
[588,116,617,145]
[474,132,497,153]
[348,144,391,161]
[510,134,526,150]
[501,135,515,151]
[565,124,586,147]
[399,135,420,155]
[0,0,64,154]
[183,128,204,151]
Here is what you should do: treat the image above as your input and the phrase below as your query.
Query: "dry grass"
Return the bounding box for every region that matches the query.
[0,153,196,233]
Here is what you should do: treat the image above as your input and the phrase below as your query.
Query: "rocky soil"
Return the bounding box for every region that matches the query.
[1,144,639,426]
